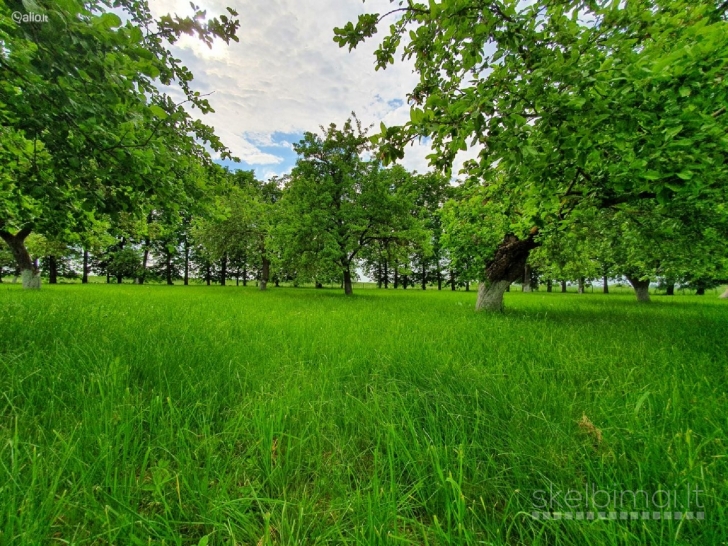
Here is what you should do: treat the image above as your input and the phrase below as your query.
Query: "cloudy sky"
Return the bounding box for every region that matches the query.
[149,0,454,180]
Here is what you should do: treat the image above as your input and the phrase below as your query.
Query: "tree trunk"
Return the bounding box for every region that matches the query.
[0,228,40,289]
[421,261,426,290]
[547,280,552,293]
[166,251,173,285]
[627,276,651,302]
[205,264,211,286]
[260,256,270,291]
[315,282,323,289]
[603,275,609,294]
[465,281,470,292]
[343,267,353,295]
[696,286,705,296]
[450,269,456,291]
[403,275,408,290]
[475,234,538,312]
[437,268,442,290]
[394,267,399,289]
[477,280,511,311]
[48,255,58,284]
[138,245,149,284]
[106,271,111,284]
[383,258,389,288]
[522,264,532,292]
[82,249,89,284]
[666,282,675,296]
[719,286,728,299]
[183,239,189,286]
[220,255,227,286]
[561,280,567,293]
[577,277,585,294]
[243,264,247,286]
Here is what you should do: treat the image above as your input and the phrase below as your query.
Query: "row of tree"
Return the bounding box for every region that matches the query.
[2,0,727,310]
[334,0,728,309]
[2,115,725,302]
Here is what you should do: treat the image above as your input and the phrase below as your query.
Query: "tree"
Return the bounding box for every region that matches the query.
[335,0,728,310]
[192,169,279,290]
[408,171,454,290]
[0,0,240,288]
[278,120,424,295]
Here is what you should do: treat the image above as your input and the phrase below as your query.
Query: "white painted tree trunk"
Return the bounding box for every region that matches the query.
[476,280,511,312]
[522,264,532,292]
[1,228,39,289]
[21,268,41,289]
[627,276,651,302]
[720,287,728,299]
[634,284,650,302]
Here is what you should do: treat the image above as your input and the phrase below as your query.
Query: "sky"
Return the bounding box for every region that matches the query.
[148,0,472,180]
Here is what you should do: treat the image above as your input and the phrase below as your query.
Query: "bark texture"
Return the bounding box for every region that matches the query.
[138,246,149,284]
[220,255,227,286]
[0,228,40,289]
[260,252,270,291]
[475,234,538,312]
[183,238,189,286]
[343,268,353,295]
[522,264,532,292]
[48,255,57,284]
[627,276,651,302]
[476,280,511,311]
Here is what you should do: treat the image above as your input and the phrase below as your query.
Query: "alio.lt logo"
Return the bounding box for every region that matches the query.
[12,11,50,24]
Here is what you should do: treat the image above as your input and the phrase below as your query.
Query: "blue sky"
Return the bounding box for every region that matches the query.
[215,131,303,180]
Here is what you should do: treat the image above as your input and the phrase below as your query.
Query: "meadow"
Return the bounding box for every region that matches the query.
[0,284,726,545]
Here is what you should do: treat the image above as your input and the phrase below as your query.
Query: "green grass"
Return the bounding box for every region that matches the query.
[0,284,726,545]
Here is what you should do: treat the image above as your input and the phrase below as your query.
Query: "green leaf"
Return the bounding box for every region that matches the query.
[22,0,42,12]
[96,12,122,29]
[569,96,586,109]
[410,108,424,124]
[149,105,168,119]
[676,170,693,180]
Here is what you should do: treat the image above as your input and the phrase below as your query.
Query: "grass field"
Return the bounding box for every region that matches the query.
[0,284,726,545]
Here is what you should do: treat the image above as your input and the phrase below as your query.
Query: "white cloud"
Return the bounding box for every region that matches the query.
[148,1,468,176]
